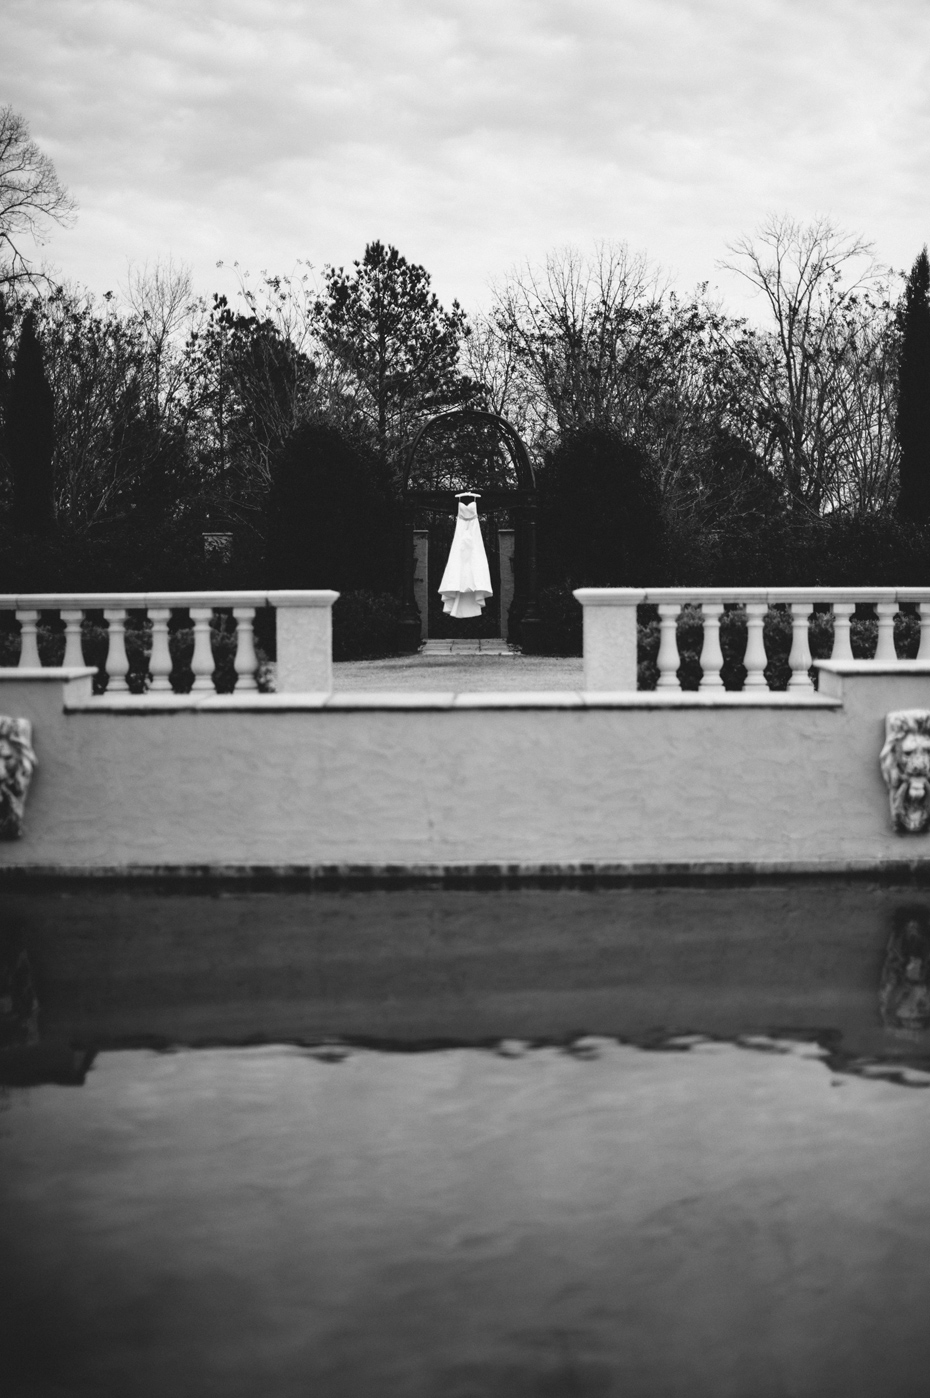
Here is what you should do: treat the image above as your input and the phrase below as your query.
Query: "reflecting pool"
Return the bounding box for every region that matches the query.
[2,881,930,1397]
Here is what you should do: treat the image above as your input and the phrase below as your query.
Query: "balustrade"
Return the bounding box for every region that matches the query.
[574,588,930,692]
[0,590,338,695]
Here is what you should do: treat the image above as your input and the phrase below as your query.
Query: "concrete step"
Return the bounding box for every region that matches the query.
[421,639,514,656]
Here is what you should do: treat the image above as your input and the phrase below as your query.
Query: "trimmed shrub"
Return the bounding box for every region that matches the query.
[266,422,398,592]
[534,584,583,656]
[332,591,404,660]
[538,429,665,587]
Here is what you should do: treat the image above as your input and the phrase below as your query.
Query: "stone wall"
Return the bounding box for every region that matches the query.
[1,664,930,875]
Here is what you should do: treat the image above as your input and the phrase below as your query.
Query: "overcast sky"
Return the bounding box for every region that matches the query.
[4,0,929,318]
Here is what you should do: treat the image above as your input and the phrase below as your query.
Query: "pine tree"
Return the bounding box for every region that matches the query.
[316,242,474,476]
[7,309,55,533]
[896,248,930,522]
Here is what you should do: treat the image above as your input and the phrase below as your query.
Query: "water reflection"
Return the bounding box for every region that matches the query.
[0,935,38,1046]
[2,881,930,1086]
[5,884,930,1397]
[0,934,93,1086]
[880,906,930,1038]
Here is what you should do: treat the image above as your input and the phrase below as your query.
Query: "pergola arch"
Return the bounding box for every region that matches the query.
[398,408,542,652]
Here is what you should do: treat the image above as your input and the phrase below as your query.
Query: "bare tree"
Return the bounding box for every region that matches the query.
[0,106,76,290]
[460,310,532,435]
[123,257,194,418]
[491,242,666,445]
[722,215,887,512]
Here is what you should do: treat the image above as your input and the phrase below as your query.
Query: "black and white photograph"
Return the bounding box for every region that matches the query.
[2,2,930,1394]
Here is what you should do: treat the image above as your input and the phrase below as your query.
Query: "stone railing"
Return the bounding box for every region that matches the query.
[0,591,339,694]
[574,588,930,692]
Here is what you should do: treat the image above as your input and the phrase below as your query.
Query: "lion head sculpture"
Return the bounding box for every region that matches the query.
[0,716,37,840]
[879,710,930,834]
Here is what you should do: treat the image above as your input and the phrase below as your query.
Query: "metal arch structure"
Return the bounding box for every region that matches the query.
[398,408,543,653]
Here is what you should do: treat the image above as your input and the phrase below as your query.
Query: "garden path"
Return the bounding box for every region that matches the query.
[333,644,583,691]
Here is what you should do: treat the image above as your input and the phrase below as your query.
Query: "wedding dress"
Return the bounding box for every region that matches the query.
[439,497,493,619]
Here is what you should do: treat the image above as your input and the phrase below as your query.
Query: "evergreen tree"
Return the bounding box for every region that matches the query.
[315,241,474,475]
[266,420,397,591]
[7,309,55,533]
[896,248,930,522]
[538,428,665,586]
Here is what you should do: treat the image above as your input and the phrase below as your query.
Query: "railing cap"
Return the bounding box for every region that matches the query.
[0,666,97,680]
[572,589,646,605]
[266,590,340,608]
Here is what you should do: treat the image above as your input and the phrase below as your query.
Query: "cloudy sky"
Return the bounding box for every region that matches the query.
[3,0,929,317]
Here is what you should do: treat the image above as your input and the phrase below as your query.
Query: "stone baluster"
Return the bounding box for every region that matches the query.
[698,601,724,690]
[831,602,854,661]
[103,608,130,692]
[148,608,174,691]
[743,604,769,688]
[61,609,85,667]
[656,604,681,689]
[15,609,41,668]
[787,603,814,690]
[875,602,898,661]
[189,608,216,691]
[233,608,258,691]
[917,603,930,660]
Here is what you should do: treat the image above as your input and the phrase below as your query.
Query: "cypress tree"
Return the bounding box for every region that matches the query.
[7,310,55,534]
[897,248,930,522]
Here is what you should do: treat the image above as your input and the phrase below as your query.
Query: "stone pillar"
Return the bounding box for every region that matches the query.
[397,509,422,654]
[573,589,645,691]
[498,530,515,641]
[269,590,339,693]
[413,531,429,641]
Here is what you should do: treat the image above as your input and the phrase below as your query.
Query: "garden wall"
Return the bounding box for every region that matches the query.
[1,663,929,877]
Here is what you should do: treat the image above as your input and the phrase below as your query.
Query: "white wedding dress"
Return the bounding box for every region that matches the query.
[439,499,493,619]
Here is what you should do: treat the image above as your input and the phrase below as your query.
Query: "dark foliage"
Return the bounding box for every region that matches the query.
[663,511,930,589]
[332,591,404,660]
[265,420,398,591]
[534,584,583,655]
[537,428,665,586]
[0,513,266,592]
[7,310,55,534]
[897,248,930,523]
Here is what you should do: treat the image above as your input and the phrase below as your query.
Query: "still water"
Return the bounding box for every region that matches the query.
[2,881,930,1397]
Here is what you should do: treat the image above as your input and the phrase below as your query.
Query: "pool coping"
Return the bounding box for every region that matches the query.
[3,858,930,889]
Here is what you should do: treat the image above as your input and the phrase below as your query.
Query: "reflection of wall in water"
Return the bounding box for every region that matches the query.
[4,885,930,1072]
[880,906,930,1036]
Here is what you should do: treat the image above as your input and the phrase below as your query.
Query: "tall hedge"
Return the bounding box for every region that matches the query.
[537,428,665,586]
[265,420,398,592]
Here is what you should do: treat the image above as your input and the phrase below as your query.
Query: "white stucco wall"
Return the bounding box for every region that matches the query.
[2,664,930,874]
